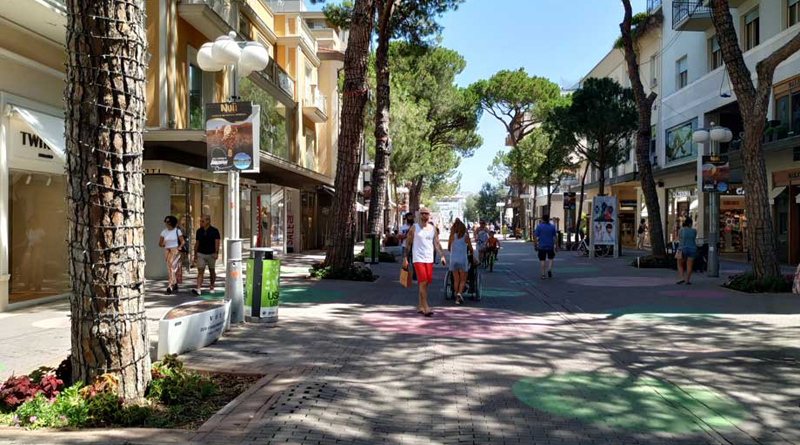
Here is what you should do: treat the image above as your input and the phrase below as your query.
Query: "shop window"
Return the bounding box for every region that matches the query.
[744,8,760,51]
[667,186,698,244]
[188,63,204,130]
[776,95,790,129]
[676,56,688,90]
[202,182,224,235]
[9,172,69,304]
[304,129,316,171]
[271,187,285,248]
[792,92,800,135]
[238,77,290,161]
[666,119,697,164]
[709,36,722,72]
[240,187,252,249]
[790,0,799,28]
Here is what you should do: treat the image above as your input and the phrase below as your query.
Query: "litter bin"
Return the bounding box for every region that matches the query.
[365,233,379,264]
[245,248,280,324]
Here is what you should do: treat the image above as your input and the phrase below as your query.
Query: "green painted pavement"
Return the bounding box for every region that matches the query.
[512,372,746,433]
[606,305,720,323]
[280,286,344,303]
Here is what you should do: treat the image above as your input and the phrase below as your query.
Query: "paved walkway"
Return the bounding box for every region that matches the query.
[2,240,800,444]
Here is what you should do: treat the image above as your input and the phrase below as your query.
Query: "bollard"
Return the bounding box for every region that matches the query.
[226,239,244,324]
[245,248,280,324]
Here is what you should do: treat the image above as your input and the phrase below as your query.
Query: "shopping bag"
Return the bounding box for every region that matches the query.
[399,266,412,288]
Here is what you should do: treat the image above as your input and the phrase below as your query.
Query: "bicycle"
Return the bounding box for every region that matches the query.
[484,248,498,273]
[574,238,613,257]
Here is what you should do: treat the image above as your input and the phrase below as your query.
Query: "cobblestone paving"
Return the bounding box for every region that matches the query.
[2,241,799,445]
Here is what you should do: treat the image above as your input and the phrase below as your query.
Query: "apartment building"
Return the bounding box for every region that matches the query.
[0,0,345,311]
[573,0,800,260]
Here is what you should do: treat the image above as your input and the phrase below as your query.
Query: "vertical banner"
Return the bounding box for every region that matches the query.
[205,102,260,173]
[591,196,617,246]
[286,194,295,253]
[245,258,280,318]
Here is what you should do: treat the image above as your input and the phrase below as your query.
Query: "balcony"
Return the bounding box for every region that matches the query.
[702,0,747,8]
[179,0,240,40]
[303,87,327,123]
[647,0,662,13]
[673,1,712,31]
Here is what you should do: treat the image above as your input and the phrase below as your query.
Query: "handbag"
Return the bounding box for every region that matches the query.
[675,248,683,260]
[399,266,412,288]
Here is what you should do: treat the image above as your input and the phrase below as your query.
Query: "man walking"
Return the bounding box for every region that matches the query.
[534,214,557,279]
[192,214,221,295]
[403,207,446,316]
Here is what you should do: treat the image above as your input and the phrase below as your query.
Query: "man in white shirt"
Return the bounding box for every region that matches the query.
[403,207,445,317]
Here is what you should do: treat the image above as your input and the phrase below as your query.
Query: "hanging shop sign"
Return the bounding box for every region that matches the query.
[205,101,260,173]
[563,192,576,210]
[591,196,617,246]
[700,155,730,193]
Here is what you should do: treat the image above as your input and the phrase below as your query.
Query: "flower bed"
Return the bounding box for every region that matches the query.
[0,356,261,430]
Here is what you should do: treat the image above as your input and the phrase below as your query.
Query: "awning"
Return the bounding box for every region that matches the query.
[319,185,335,196]
[11,105,66,162]
[770,186,786,204]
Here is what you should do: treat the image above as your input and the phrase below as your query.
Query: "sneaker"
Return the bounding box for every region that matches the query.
[548,270,553,278]
[173,284,178,293]
[166,286,173,295]
[541,275,546,280]
[209,287,216,294]
[192,288,201,295]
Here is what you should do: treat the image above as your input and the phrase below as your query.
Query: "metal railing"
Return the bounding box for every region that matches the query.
[673,1,711,28]
[304,88,327,112]
[647,0,662,13]
[181,0,239,30]
[259,59,296,99]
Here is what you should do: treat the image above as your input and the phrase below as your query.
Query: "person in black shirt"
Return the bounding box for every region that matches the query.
[192,215,221,295]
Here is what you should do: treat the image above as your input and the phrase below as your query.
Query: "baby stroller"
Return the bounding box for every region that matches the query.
[443,252,483,301]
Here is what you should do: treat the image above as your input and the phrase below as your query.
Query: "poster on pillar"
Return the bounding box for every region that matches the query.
[701,155,730,193]
[591,196,617,246]
[205,102,260,173]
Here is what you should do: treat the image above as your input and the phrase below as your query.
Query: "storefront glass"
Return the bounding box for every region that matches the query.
[719,190,746,253]
[8,171,69,304]
[241,187,252,249]
[667,185,699,244]
[169,177,225,253]
[271,187,285,248]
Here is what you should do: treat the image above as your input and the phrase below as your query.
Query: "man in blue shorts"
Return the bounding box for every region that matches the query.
[534,214,557,279]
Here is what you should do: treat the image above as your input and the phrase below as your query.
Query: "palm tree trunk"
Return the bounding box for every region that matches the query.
[366,0,395,236]
[65,0,150,401]
[323,0,378,270]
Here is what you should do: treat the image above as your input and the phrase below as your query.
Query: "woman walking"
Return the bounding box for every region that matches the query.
[676,217,697,285]
[159,215,185,294]
[448,219,472,305]
[637,218,648,250]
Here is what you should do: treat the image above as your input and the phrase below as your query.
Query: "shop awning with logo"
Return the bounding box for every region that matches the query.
[10,105,66,163]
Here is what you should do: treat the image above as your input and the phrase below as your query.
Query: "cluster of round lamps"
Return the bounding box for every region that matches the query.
[197,31,270,78]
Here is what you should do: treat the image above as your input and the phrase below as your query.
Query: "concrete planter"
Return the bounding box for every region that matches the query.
[157,300,230,359]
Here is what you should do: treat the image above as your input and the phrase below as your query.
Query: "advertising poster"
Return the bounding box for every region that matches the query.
[206,102,260,173]
[245,258,280,318]
[563,192,576,210]
[701,155,730,193]
[591,196,617,246]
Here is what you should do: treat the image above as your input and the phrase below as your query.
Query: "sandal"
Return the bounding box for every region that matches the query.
[455,294,463,305]
[424,311,434,317]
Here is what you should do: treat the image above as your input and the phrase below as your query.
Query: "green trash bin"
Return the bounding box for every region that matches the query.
[365,234,379,264]
[245,249,280,324]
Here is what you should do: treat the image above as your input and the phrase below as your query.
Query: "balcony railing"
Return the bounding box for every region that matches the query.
[304,88,327,111]
[260,59,295,98]
[647,0,662,13]
[181,0,239,30]
[673,1,712,30]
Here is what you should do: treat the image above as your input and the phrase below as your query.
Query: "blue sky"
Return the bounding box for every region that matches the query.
[437,0,649,194]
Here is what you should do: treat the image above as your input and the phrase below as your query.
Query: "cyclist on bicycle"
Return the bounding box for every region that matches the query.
[474,220,490,263]
[486,231,500,261]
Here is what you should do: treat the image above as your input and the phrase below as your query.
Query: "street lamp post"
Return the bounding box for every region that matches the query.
[560,177,579,245]
[693,123,733,278]
[197,31,269,323]
[520,192,531,240]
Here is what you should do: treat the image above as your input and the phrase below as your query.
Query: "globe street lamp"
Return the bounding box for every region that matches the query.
[196,31,269,324]
[693,122,732,278]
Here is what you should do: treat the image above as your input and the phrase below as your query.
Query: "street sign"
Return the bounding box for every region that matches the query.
[701,155,729,193]
[205,101,260,173]
[563,192,576,210]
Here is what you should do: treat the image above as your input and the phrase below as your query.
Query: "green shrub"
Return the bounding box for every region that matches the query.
[309,263,375,281]
[147,355,217,405]
[51,383,89,427]
[354,250,396,263]
[14,394,62,429]
[86,392,123,426]
[723,272,793,293]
